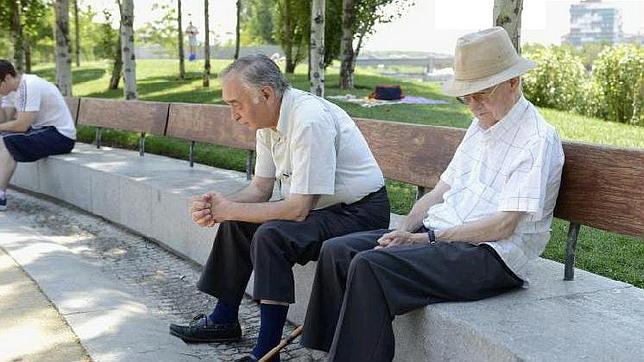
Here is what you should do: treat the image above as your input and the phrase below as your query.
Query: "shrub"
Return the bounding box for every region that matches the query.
[592,45,643,126]
[522,46,587,113]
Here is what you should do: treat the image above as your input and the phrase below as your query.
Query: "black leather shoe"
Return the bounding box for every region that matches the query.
[169,314,242,343]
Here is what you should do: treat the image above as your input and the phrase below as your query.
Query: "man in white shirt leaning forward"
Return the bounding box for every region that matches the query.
[0,59,76,211]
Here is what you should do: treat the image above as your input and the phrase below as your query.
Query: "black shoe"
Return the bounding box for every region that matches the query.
[169,314,242,343]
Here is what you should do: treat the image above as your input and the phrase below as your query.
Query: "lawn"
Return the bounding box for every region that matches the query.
[32,59,644,288]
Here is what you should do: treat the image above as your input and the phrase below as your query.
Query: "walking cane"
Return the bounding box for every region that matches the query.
[258,325,303,362]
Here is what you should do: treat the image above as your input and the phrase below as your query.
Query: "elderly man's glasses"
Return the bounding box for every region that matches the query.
[456,83,501,104]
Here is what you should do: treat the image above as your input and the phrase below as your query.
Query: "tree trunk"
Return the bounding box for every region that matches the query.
[11,1,25,73]
[339,0,355,89]
[350,30,366,76]
[310,0,325,97]
[109,29,122,90]
[24,41,32,73]
[203,0,211,87]
[54,0,73,96]
[177,0,185,80]
[493,0,523,53]
[73,0,80,66]
[234,0,241,60]
[120,0,137,99]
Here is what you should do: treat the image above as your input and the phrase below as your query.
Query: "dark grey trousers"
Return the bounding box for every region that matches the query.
[301,229,523,362]
[196,187,390,304]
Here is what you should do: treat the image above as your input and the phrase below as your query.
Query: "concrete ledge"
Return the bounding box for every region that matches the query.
[11,143,644,361]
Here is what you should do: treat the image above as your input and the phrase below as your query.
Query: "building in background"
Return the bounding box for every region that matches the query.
[563,0,623,46]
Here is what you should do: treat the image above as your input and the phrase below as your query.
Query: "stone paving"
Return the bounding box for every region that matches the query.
[8,190,325,361]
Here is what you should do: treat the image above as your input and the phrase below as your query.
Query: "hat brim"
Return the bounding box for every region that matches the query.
[442,58,536,97]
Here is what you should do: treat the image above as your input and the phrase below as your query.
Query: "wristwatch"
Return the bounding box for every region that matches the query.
[427,228,437,245]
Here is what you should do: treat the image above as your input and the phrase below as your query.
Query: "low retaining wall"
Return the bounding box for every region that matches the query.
[11,143,644,361]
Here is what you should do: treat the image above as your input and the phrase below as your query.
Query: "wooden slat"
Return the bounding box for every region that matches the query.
[356,119,465,189]
[77,98,168,135]
[64,97,80,124]
[167,103,256,150]
[554,142,644,237]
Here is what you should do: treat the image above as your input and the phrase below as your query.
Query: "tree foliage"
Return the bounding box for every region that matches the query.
[593,45,643,125]
[139,3,178,56]
[275,0,310,73]
[522,45,587,113]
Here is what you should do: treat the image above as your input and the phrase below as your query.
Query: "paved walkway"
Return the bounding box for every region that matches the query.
[0,248,90,362]
[0,190,323,362]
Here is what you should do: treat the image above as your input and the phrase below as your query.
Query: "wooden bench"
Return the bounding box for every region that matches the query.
[69,97,644,280]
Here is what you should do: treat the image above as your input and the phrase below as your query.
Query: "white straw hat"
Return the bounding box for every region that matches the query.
[442,27,536,97]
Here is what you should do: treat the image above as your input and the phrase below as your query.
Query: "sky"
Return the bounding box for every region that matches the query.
[85,0,644,55]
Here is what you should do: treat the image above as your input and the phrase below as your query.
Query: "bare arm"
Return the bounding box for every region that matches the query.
[227,175,275,203]
[436,211,524,244]
[0,107,16,124]
[0,111,34,132]
[214,193,320,224]
[378,210,525,248]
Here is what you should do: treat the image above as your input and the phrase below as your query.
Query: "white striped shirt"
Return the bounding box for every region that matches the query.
[424,96,565,281]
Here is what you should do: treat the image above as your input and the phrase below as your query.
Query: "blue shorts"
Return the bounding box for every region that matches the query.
[2,127,75,162]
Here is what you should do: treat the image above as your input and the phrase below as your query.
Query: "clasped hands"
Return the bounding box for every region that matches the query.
[375,230,429,249]
[191,192,231,227]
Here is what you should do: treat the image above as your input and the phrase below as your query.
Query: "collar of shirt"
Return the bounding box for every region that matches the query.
[477,96,529,143]
[273,87,296,138]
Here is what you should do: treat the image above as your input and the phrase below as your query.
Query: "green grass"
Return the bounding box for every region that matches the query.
[32,60,643,288]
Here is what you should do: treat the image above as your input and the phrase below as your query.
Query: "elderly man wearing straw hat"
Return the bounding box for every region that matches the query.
[300,27,565,361]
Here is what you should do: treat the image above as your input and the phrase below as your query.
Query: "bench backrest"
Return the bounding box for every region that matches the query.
[69,97,643,238]
[77,98,169,135]
[166,103,255,150]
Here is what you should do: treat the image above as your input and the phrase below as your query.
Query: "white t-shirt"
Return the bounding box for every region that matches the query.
[255,88,385,209]
[1,74,76,140]
[424,96,565,281]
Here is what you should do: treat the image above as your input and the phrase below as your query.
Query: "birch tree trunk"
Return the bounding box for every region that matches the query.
[203,0,211,87]
[120,0,137,99]
[109,24,123,90]
[234,0,241,60]
[339,0,355,89]
[54,0,72,96]
[73,0,80,66]
[493,0,523,53]
[11,1,25,73]
[177,0,185,80]
[310,0,325,97]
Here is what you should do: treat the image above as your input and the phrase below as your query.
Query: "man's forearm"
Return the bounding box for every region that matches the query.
[226,182,272,203]
[0,119,29,132]
[224,199,309,224]
[436,211,523,244]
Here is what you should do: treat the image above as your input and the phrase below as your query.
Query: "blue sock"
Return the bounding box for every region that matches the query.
[251,304,288,361]
[207,300,240,324]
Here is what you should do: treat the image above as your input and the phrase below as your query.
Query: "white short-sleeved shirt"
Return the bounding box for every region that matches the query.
[424,96,565,281]
[254,88,384,209]
[1,74,76,140]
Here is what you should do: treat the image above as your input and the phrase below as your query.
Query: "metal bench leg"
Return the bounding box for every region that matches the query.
[95,127,102,149]
[564,223,581,281]
[246,150,255,181]
[139,132,146,157]
[416,186,426,201]
[189,141,195,167]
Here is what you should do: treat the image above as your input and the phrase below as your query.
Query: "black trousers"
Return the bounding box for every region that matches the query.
[301,229,523,362]
[197,187,390,304]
